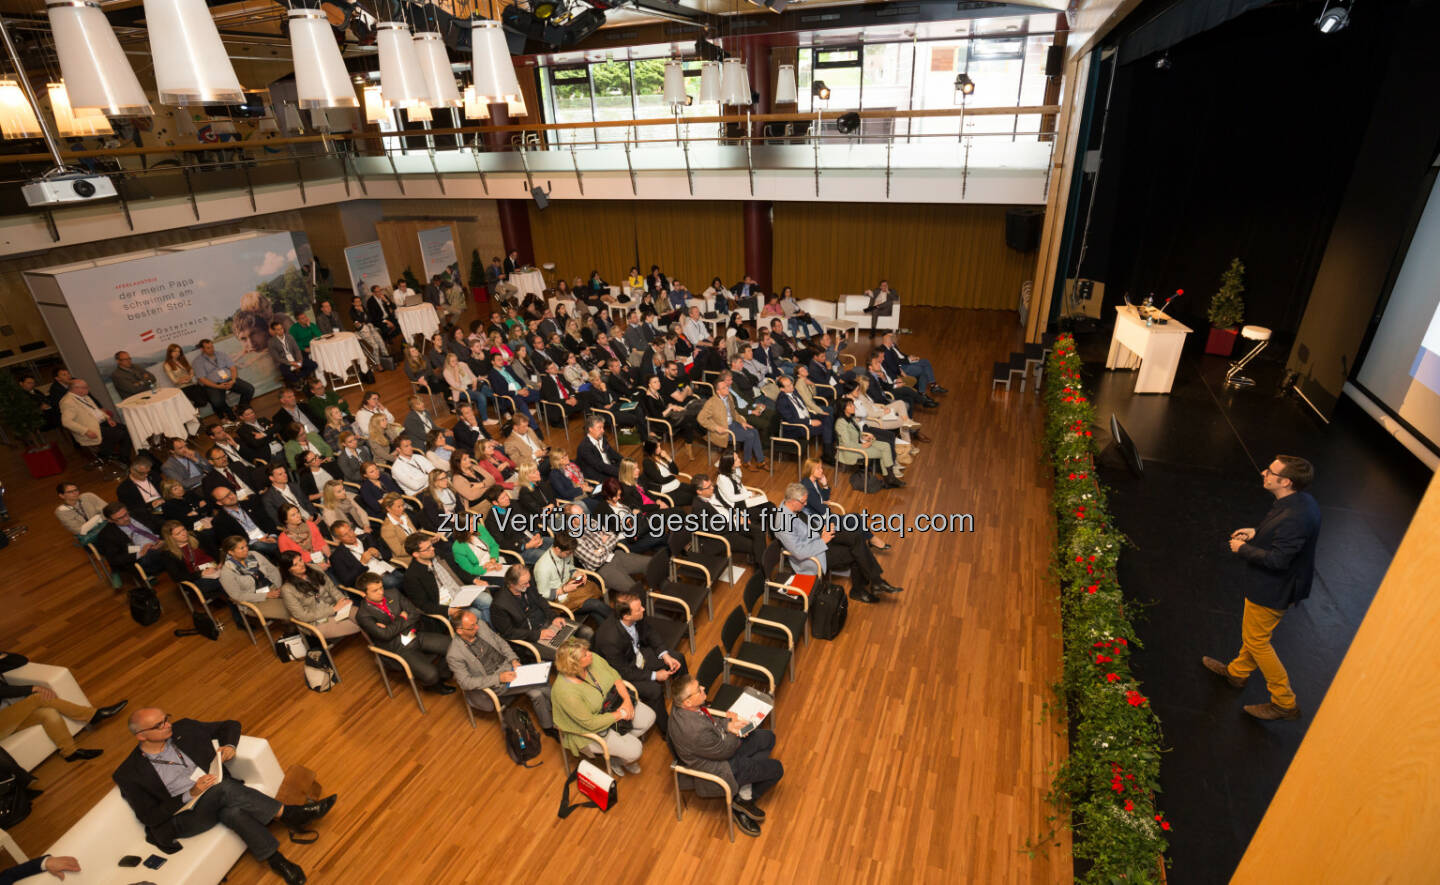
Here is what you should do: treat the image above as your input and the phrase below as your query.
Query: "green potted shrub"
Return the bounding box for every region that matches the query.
[468,249,488,303]
[0,372,63,477]
[1205,258,1246,356]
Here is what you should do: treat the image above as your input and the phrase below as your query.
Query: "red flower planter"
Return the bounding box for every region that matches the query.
[1205,326,1238,357]
[23,443,65,478]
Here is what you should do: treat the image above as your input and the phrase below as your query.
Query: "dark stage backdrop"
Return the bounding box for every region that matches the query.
[1077,3,1401,340]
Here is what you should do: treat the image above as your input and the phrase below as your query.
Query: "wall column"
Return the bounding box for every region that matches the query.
[743,200,773,293]
[485,101,535,266]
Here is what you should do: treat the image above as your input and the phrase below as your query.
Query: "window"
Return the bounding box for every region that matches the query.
[548,65,592,147]
[630,58,673,147]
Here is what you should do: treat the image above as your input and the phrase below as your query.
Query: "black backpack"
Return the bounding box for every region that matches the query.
[849,470,885,493]
[128,586,161,626]
[809,581,849,640]
[503,706,543,767]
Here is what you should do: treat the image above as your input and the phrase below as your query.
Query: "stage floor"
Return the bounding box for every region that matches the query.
[0,306,1068,884]
[1075,325,1430,885]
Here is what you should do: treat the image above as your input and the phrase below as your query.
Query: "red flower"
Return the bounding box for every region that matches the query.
[1085,431,1092,437]
[1124,800,1134,812]
[1088,555,1096,562]
[1106,673,1119,683]
[1075,555,1083,562]
[1088,584,1099,593]
[1126,691,1148,707]
[1154,815,1163,822]
[1068,473,1077,480]
[1162,822,1171,831]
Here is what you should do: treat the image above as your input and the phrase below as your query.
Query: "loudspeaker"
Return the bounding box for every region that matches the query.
[1045,45,1065,77]
[532,186,549,210]
[1005,208,1043,252]
[836,112,860,135]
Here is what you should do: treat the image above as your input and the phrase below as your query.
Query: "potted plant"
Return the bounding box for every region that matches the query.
[468,249,488,303]
[1205,257,1246,356]
[401,266,421,291]
[0,373,64,477]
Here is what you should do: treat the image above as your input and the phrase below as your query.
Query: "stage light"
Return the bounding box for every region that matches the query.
[953,73,974,96]
[812,80,830,101]
[144,0,245,105]
[836,112,859,135]
[533,1,560,20]
[289,9,359,109]
[1316,3,1350,34]
[1154,53,1172,71]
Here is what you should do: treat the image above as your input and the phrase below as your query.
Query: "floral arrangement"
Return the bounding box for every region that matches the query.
[1044,334,1169,882]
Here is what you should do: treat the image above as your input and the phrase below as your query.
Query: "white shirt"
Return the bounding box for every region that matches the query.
[590,435,610,465]
[343,539,394,575]
[131,476,161,503]
[391,453,436,495]
[354,406,395,438]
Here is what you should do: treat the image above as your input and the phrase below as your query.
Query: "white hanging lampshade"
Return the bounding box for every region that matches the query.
[376,21,427,108]
[471,19,521,103]
[462,85,490,120]
[47,0,151,115]
[698,60,720,102]
[414,32,461,107]
[0,80,42,138]
[47,82,113,137]
[720,58,749,106]
[662,58,685,107]
[143,0,246,105]
[408,103,433,122]
[507,94,527,117]
[362,84,389,124]
[288,9,357,109]
[774,64,797,103]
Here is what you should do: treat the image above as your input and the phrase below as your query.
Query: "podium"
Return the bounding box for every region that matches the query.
[1105,305,1192,394]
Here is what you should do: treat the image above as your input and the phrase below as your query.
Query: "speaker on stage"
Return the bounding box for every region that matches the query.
[1098,414,1144,478]
[1005,208,1044,252]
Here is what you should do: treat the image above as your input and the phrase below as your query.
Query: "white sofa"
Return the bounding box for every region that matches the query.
[839,294,900,332]
[0,663,91,771]
[20,736,284,884]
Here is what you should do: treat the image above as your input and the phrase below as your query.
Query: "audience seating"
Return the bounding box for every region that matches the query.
[645,549,709,652]
[741,570,808,656]
[669,748,738,843]
[839,294,899,332]
[0,663,91,771]
[720,604,792,695]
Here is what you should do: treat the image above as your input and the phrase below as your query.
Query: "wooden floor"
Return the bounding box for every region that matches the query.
[0,306,1068,884]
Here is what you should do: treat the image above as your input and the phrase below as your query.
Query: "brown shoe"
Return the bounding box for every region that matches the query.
[1244,702,1301,721]
[1202,656,1245,688]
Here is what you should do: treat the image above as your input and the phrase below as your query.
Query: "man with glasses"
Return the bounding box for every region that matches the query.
[114,708,336,884]
[210,487,279,560]
[1203,455,1322,721]
[667,673,782,838]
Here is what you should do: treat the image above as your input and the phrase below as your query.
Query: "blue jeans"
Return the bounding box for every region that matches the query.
[457,385,491,420]
[519,536,554,566]
[902,359,936,392]
[729,421,763,463]
[728,728,784,801]
[788,317,823,338]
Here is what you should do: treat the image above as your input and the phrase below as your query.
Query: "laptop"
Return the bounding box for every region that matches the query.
[538,622,578,652]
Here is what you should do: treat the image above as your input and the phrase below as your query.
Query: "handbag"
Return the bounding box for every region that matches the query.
[599,685,632,735]
[557,760,617,818]
[173,608,221,641]
[273,632,307,662]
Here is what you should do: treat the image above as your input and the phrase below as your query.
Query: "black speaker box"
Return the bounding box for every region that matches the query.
[1005,208,1044,252]
[1045,45,1065,77]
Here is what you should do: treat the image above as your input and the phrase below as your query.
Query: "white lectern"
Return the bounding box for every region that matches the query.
[1105,305,1192,394]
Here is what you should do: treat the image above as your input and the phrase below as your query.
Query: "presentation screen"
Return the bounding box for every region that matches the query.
[1354,171,1440,456]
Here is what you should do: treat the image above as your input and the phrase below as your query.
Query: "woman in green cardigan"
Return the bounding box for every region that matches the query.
[551,637,654,776]
[452,526,506,590]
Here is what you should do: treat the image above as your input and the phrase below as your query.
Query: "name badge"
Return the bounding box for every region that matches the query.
[309,551,325,564]
[246,525,264,540]
[217,369,231,381]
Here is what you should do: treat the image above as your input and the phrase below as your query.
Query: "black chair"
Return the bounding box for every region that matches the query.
[741,569,807,658]
[645,548,710,652]
[695,645,744,713]
[669,528,728,600]
[991,361,1014,393]
[720,604,792,697]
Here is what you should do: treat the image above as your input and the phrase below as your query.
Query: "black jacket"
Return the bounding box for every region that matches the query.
[490,586,552,644]
[1236,491,1322,609]
[355,587,427,652]
[212,504,277,542]
[113,717,242,844]
[575,435,621,482]
[593,616,672,685]
[330,532,393,588]
[403,559,453,617]
[201,461,266,500]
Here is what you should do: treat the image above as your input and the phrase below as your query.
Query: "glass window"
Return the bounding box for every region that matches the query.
[630,58,674,147]
[959,37,1026,134]
[548,65,592,147]
[862,43,912,141]
[1016,33,1055,139]
[590,59,633,147]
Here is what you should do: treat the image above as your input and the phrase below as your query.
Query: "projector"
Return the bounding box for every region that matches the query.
[22,173,117,208]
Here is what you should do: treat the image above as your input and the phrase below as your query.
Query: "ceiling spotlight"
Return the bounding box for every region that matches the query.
[533,1,560,20]
[1316,2,1351,34]
[954,72,974,96]
[1154,53,1172,71]
[812,80,830,100]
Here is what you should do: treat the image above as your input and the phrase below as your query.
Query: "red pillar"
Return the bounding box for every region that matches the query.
[485,101,535,266]
[743,200,773,294]
[745,46,771,140]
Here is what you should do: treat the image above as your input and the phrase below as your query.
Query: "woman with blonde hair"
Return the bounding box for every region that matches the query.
[442,351,491,417]
[320,479,368,530]
[419,469,462,532]
[852,375,921,452]
[160,519,223,598]
[367,412,399,465]
[162,343,208,409]
[320,404,350,452]
[551,636,654,776]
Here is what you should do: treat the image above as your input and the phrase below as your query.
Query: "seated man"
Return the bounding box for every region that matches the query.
[54,481,109,544]
[593,591,686,735]
[161,437,210,493]
[401,395,437,448]
[111,350,157,398]
[272,388,321,440]
[690,474,767,567]
[95,502,168,582]
[0,664,125,762]
[192,338,254,420]
[267,321,316,388]
[774,374,834,462]
[489,565,591,662]
[446,609,557,736]
[304,377,352,425]
[236,407,282,462]
[773,482,903,604]
[867,351,933,410]
[698,375,767,469]
[538,362,582,426]
[575,416,622,483]
[532,533,613,623]
[879,331,946,396]
[329,519,403,593]
[59,379,130,463]
[563,503,651,597]
[862,279,897,334]
[780,291,823,339]
[487,353,539,425]
[210,486,280,560]
[354,573,455,694]
[389,437,436,497]
[402,535,492,627]
[668,672,783,836]
[681,306,710,348]
[115,707,335,883]
[201,446,265,503]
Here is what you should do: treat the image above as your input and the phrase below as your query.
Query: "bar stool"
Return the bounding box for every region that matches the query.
[1225,325,1271,388]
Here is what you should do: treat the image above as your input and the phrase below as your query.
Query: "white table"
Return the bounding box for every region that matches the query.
[1105,305,1193,394]
[512,268,547,301]
[117,387,200,450]
[310,331,366,391]
[397,303,440,343]
[823,317,858,343]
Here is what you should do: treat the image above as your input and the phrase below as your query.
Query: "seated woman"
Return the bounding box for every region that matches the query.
[835,398,903,488]
[638,373,699,456]
[160,519,223,601]
[451,526,507,590]
[320,478,369,532]
[218,536,288,621]
[163,343,209,410]
[157,477,207,526]
[419,470,463,532]
[596,478,666,553]
[641,440,694,507]
[366,413,401,466]
[548,450,596,507]
[447,326,473,363]
[357,460,402,517]
[283,422,334,473]
[450,450,493,507]
[714,452,771,527]
[320,405,350,453]
[487,329,514,361]
[403,344,446,401]
[514,462,557,520]
[379,492,421,567]
[278,550,362,642]
[334,431,375,483]
[276,503,331,570]
[562,320,588,360]
[618,458,668,516]
[477,439,517,491]
[552,637,655,778]
[702,276,733,314]
[425,427,456,472]
[852,376,921,449]
[510,344,540,392]
[442,351,491,418]
[587,269,609,298]
[800,457,888,551]
[560,352,590,393]
[425,332,449,379]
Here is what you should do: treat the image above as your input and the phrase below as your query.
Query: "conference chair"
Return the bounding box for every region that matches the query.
[368,645,428,715]
[670,749,739,843]
[645,549,709,652]
[231,599,277,652]
[645,415,675,452]
[1225,325,1272,389]
[720,604,794,690]
[288,618,355,685]
[758,541,812,623]
[695,645,766,726]
[670,528,728,601]
[589,405,622,451]
[557,679,639,776]
[408,377,445,417]
[770,421,810,480]
[742,569,808,654]
[538,399,571,443]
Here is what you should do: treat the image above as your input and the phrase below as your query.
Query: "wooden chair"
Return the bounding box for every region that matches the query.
[721,604,793,690]
[368,646,428,715]
[670,754,737,843]
[770,422,809,480]
[232,599,276,649]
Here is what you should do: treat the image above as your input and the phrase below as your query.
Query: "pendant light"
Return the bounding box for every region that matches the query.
[376,21,427,108]
[408,103,432,122]
[415,31,461,107]
[507,94,527,118]
[662,58,685,108]
[463,85,491,120]
[0,79,41,138]
[47,81,113,137]
[774,64,797,103]
[289,9,358,108]
[362,84,389,124]
[698,60,720,102]
[46,0,151,115]
[142,0,245,105]
[471,19,521,104]
[720,57,749,106]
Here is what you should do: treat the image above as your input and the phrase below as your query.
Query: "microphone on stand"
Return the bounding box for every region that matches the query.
[1161,288,1184,314]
